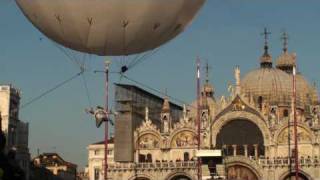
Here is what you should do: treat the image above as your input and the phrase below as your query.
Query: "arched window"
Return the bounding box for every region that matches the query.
[163,115,167,121]
[258,96,263,110]
[283,109,289,117]
[147,154,152,163]
[184,152,190,161]
[139,154,146,162]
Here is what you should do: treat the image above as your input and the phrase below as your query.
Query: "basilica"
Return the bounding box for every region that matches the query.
[102,32,320,180]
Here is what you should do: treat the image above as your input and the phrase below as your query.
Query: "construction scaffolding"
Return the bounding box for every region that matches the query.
[114,83,183,162]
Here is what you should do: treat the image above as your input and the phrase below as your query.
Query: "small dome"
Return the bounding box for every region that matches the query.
[202,83,214,96]
[276,52,296,71]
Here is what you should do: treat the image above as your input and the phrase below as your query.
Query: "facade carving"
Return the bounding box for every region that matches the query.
[99,38,320,180]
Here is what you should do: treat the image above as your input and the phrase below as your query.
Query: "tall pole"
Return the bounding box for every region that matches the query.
[293,66,299,180]
[196,57,201,180]
[0,111,2,132]
[104,61,110,180]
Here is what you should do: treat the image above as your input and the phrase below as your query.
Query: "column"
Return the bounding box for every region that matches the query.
[232,144,237,156]
[244,144,248,157]
[253,144,259,159]
[222,144,227,156]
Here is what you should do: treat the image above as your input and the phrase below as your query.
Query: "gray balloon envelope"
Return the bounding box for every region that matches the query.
[16,0,206,56]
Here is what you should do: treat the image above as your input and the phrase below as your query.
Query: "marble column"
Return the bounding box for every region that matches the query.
[253,144,259,159]
[243,144,248,157]
[232,144,237,156]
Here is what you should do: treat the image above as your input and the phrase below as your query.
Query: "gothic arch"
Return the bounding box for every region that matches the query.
[169,128,197,149]
[274,122,315,145]
[165,171,195,180]
[211,111,272,147]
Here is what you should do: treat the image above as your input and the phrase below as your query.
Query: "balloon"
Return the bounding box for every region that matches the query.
[16,0,206,56]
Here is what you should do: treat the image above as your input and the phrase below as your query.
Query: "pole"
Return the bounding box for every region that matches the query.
[104,61,110,180]
[0,111,2,132]
[196,57,201,180]
[293,66,299,180]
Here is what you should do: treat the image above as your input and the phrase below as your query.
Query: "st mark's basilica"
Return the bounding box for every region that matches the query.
[105,32,320,180]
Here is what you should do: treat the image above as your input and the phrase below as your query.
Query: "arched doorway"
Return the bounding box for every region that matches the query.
[216,119,265,156]
[283,172,309,180]
[227,165,259,180]
[134,178,150,180]
[169,175,192,180]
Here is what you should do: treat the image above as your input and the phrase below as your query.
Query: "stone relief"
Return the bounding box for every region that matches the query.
[311,106,319,126]
[171,131,198,148]
[201,111,209,130]
[232,98,245,111]
[269,106,278,128]
[138,134,160,149]
[278,127,312,144]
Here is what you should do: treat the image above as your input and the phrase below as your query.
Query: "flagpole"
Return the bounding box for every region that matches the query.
[293,66,299,180]
[196,57,202,180]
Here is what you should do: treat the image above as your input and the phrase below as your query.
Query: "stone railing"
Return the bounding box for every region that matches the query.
[108,161,197,171]
[258,157,320,167]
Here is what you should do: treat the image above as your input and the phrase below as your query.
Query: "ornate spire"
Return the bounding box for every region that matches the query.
[235,66,241,94]
[202,61,214,98]
[145,106,149,121]
[162,90,170,113]
[281,31,289,53]
[205,60,211,84]
[276,31,296,74]
[260,28,273,68]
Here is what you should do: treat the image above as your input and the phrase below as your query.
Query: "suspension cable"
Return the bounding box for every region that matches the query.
[21,71,84,109]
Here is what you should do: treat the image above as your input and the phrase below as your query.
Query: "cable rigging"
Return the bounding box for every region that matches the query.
[21,70,84,109]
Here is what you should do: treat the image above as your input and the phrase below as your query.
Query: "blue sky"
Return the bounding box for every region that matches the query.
[1,0,320,168]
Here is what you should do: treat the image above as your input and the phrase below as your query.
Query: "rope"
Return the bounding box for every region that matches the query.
[21,71,84,109]
[127,47,162,71]
[80,72,93,107]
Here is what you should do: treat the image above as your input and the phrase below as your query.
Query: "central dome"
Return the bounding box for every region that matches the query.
[241,67,318,107]
[241,68,291,105]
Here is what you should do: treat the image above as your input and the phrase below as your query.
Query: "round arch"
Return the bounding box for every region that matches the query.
[274,122,315,145]
[165,172,194,180]
[211,111,272,147]
[225,156,263,180]
[135,130,161,149]
[169,128,197,148]
[128,174,154,180]
[279,170,313,180]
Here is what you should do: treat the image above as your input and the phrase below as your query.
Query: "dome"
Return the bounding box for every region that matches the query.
[296,74,319,104]
[241,68,291,105]
[241,68,318,107]
[276,52,296,74]
[276,52,296,68]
